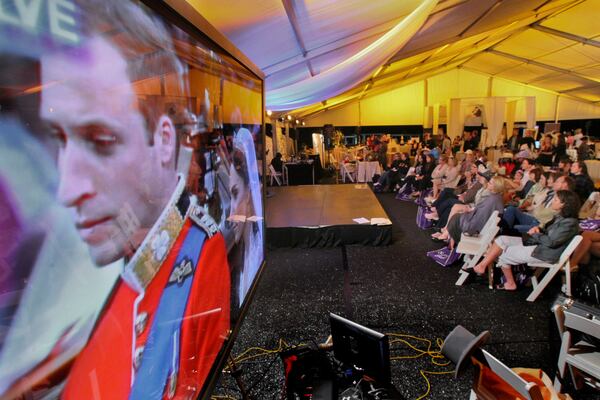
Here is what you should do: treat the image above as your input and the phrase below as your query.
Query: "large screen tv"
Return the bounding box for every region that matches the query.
[0,1,264,398]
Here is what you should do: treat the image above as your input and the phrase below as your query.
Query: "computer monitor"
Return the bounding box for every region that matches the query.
[329,313,391,384]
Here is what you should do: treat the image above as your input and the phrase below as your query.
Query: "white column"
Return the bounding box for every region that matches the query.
[448,98,462,139]
[525,96,536,129]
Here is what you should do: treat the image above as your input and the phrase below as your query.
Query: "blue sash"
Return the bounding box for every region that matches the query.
[130,225,206,399]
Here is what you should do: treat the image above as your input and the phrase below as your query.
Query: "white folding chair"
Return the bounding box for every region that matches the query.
[455,211,500,287]
[526,235,582,302]
[269,164,283,186]
[341,163,355,183]
[471,350,544,400]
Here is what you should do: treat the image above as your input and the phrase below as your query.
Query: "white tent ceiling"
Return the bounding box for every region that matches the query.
[190,0,600,118]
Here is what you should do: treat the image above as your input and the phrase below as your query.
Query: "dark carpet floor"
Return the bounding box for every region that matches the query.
[213,189,599,400]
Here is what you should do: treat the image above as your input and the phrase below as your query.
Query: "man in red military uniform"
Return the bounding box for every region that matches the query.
[38,2,231,398]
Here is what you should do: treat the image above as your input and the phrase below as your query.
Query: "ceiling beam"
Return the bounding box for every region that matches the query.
[389,0,580,64]
[457,0,504,38]
[281,0,315,76]
[263,0,469,77]
[531,23,600,48]
[486,49,600,85]
[560,83,600,94]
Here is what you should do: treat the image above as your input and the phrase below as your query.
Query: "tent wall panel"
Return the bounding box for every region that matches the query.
[360,81,424,125]
[558,97,600,120]
[305,102,360,127]
[491,78,557,121]
[427,69,488,105]
[303,68,598,127]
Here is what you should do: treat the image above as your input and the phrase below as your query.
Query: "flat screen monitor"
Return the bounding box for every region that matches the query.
[329,313,391,384]
[0,1,264,398]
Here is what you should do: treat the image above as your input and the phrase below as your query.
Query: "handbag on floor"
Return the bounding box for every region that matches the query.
[427,246,460,267]
[395,183,413,201]
[414,188,432,207]
[416,205,434,230]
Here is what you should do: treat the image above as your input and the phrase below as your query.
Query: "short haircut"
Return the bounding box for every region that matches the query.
[529,168,543,183]
[575,161,589,176]
[558,175,575,191]
[556,190,581,219]
[75,0,187,144]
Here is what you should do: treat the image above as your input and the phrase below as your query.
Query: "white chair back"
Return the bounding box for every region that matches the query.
[269,164,282,186]
[558,235,583,265]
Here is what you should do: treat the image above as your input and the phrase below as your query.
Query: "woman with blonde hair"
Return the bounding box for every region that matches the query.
[446,175,505,250]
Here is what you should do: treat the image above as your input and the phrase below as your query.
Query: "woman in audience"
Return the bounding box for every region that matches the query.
[427,164,484,228]
[431,172,501,242]
[520,171,555,212]
[442,156,461,188]
[431,156,460,200]
[375,152,409,192]
[401,152,427,192]
[537,134,554,166]
[513,168,544,206]
[473,190,581,291]
[445,175,505,249]
[410,152,436,197]
[430,155,449,198]
[570,161,595,203]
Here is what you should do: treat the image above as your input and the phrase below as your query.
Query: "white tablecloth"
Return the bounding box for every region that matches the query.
[356,161,382,183]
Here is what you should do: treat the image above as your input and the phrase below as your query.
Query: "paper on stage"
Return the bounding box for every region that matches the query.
[371,218,392,225]
[246,215,264,222]
[227,215,247,222]
[353,217,370,224]
[354,184,368,189]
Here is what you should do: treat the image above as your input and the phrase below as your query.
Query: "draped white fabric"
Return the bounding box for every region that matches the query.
[482,97,506,147]
[275,122,287,158]
[265,0,438,111]
[525,97,536,129]
[432,104,440,140]
[312,134,325,167]
[505,100,517,141]
[448,99,462,139]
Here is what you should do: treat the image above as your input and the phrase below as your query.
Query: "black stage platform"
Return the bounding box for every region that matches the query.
[266,184,392,248]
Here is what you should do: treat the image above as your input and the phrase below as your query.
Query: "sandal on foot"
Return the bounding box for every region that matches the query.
[495,284,517,291]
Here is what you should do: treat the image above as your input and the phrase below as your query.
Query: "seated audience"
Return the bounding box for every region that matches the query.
[459,149,475,175]
[438,156,461,195]
[431,173,502,243]
[473,190,581,291]
[271,152,283,173]
[407,153,435,197]
[570,160,595,203]
[519,171,555,212]
[425,164,492,228]
[554,131,567,163]
[430,155,449,198]
[375,152,409,192]
[513,168,544,206]
[577,136,592,162]
[502,174,574,233]
[445,175,505,249]
[557,156,572,176]
[537,134,554,166]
